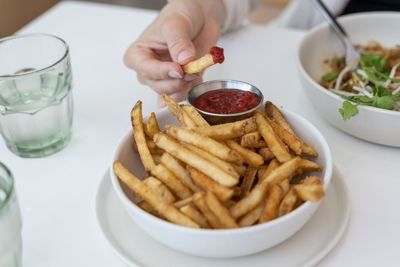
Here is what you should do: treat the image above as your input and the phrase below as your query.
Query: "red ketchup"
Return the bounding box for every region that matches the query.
[194,89,260,114]
[210,46,224,64]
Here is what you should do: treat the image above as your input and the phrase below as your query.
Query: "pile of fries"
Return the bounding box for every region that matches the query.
[113,94,325,229]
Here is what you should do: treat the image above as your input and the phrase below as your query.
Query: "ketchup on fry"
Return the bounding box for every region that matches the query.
[194,89,260,114]
[210,46,224,64]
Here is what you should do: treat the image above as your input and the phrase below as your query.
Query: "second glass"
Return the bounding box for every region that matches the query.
[0,34,73,158]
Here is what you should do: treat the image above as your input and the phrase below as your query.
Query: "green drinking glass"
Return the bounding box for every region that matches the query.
[0,34,73,157]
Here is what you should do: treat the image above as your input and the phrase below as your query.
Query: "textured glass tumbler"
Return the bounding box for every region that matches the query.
[0,34,73,158]
[0,162,22,267]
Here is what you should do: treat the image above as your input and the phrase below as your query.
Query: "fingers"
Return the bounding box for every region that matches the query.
[124,44,184,80]
[138,73,201,96]
[162,14,197,65]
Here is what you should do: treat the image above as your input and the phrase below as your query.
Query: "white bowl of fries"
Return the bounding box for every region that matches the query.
[110,95,332,258]
[297,12,400,147]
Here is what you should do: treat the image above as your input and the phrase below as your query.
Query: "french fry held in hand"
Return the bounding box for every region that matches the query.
[116,97,327,230]
[183,46,224,74]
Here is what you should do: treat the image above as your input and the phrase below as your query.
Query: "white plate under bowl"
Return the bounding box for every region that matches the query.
[96,166,350,267]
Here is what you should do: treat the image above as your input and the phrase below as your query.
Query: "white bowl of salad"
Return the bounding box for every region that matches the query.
[297,12,400,147]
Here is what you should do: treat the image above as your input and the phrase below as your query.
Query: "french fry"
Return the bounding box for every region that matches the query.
[278,188,298,217]
[188,166,233,202]
[223,199,236,209]
[173,196,193,208]
[180,205,210,228]
[240,167,258,199]
[152,154,162,164]
[258,147,275,161]
[232,186,241,197]
[138,201,161,217]
[153,132,238,187]
[232,164,246,176]
[255,112,292,163]
[166,125,243,164]
[181,142,239,178]
[246,140,267,148]
[162,94,196,128]
[238,204,264,227]
[205,191,238,229]
[240,132,261,147]
[151,164,192,199]
[160,153,201,192]
[181,105,209,127]
[225,140,264,168]
[299,158,323,172]
[230,157,301,219]
[113,161,199,228]
[268,119,302,155]
[279,178,290,196]
[257,165,268,181]
[183,46,224,74]
[146,112,160,139]
[265,101,318,157]
[294,177,325,202]
[193,117,257,140]
[193,192,223,229]
[258,159,280,184]
[131,101,155,171]
[259,184,283,223]
[133,139,164,155]
[143,177,175,203]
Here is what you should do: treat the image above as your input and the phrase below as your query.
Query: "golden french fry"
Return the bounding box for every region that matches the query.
[299,158,323,172]
[279,178,290,196]
[258,159,280,184]
[232,186,241,197]
[232,164,246,176]
[300,176,324,185]
[278,188,298,217]
[173,196,193,208]
[183,54,214,74]
[223,199,236,209]
[294,177,325,202]
[240,167,258,199]
[225,140,264,168]
[160,153,201,192]
[229,157,301,219]
[131,101,155,171]
[166,125,243,164]
[146,112,160,139]
[162,94,196,128]
[134,139,164,155]
[246,140,267,148]
[255,112,292,163]
[153,132,238,187]
[240,132,261,147]
[138,201,162,217]
[238,203,264,227]
[181,142,239,179]
[257,165,268,181]
[113,161,199,228]
[188,166,233,202]
[258,147,275,161]
[180,205,210,228]
[193,192,223,229]
[205,191,238,229]
[181,105,209,127]
[193,117,257,140]
[265,101,318,157]
[143,176,175,203]
[259,184,283,223]
[268,118,302,155]
[151,164,192,199]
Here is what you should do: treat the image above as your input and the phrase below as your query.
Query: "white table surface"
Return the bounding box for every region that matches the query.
[1,2,399,266]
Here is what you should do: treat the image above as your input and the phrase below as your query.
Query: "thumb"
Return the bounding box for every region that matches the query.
[162,15,197,65]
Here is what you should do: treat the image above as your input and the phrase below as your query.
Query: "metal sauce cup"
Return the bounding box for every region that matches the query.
[187,80,264,125]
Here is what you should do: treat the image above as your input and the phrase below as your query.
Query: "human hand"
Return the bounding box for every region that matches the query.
[124,0,225,107]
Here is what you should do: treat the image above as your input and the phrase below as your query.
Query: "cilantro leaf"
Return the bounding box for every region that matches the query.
[373,85,392,97]
[360,54,387,72]
[339,101,359,120]
[322,72,338,82]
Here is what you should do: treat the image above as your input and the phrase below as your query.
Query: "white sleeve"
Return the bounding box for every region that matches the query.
[221,0,261,33]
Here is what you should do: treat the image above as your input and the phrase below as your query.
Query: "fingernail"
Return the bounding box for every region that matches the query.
[178,50,193,64]
[184,74,198,81]
[168,71,182,79]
